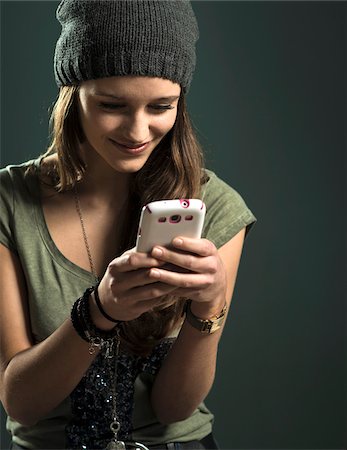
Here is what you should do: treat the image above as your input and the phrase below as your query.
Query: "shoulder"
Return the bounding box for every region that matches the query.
[0,159,41,219]
[202,169,247,205]
[1,161,32,203]
[0,160,38,252]
[0,159,38,187]
[201,169,256,249]
[0,156,56,198]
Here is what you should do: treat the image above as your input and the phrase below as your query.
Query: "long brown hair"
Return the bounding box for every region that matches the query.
[42,85,205,354]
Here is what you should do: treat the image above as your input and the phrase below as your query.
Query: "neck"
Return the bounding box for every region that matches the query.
[79,169,131,208]
[78,144,132,207]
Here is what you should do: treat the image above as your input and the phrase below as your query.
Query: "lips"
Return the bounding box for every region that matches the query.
[109,138,150,154]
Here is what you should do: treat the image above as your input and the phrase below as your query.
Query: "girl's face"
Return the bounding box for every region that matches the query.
[77,76,181,174]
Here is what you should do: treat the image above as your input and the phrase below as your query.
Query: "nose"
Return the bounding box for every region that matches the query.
[122,111,149,144]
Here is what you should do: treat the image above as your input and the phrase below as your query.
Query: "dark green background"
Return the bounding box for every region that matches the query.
[0,1,346,448]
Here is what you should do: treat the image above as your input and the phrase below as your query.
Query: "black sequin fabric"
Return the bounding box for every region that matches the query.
[66,338,175,450]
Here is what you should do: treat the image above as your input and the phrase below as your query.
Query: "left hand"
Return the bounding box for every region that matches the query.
[148,236,227,317]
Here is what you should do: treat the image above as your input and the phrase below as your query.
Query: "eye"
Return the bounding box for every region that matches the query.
[149,104,175,113]
[98,102,125,110]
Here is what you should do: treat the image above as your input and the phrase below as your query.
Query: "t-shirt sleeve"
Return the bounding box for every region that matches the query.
[201,170,256,249]
[0,167,18,253]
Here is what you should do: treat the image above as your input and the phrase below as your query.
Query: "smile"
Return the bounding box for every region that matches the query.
[109,138,150,155]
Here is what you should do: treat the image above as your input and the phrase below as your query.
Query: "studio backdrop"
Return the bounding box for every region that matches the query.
[1,1,346,449]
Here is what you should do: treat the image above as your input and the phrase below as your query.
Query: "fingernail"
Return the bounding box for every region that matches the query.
[152,247,163,257]
[150,269,160,278]
[173,238,183,246]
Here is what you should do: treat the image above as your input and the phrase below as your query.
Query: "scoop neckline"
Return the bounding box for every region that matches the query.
[29,158,96,283]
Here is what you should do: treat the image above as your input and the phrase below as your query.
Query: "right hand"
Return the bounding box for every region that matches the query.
[90,248,179,327]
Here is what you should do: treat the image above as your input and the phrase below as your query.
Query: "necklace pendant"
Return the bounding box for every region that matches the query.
[106,440,126,450]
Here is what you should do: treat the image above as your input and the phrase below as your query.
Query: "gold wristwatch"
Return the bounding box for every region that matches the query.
[184,300,227,334]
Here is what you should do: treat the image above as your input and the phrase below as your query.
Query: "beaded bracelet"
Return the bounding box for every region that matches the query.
[71,286,122,353]
[71,296,89,342]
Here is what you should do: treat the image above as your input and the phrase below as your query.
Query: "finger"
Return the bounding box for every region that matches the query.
[151,246,218,274]
[172,237,216,257]
[109,251,164,274]
[110,267,160,293]
[148,267,214,290]
[122,281,178,303]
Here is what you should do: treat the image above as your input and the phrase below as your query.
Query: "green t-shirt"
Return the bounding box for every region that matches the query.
[0,160,256,449]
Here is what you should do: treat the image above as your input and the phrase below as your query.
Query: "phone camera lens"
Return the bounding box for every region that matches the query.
[170,215,181,223]
[180,199,190,208]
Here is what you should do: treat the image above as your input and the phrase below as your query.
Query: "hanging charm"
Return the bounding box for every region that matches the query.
[106,418,126,450]
[106,439,126,450]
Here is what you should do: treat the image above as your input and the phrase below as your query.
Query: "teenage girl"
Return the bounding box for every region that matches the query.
[0,1,256,449]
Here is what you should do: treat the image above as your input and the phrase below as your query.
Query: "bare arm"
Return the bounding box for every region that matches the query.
[150,229,246,424]
[0,244,98,426]
[0,224,245,427]
[91,229,246,425]
[0,243,175,426]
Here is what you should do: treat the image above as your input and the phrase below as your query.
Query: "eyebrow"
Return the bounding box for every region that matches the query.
[94,92,180,102]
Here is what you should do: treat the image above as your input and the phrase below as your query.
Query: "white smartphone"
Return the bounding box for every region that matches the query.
[136,199,206,253]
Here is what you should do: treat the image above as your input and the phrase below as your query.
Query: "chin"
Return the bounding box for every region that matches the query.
[109,159,148,174]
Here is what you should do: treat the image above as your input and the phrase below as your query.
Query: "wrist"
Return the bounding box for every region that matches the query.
[89,292,118,331]
[184,299,228,335]
[70,287,121,353]
[190,297,227,320]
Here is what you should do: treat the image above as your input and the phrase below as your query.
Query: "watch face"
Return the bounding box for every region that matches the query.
[199,318,223,334]
[185,300,227,334]
[200,321,212,333]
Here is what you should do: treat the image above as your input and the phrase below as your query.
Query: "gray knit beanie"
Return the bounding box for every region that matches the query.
[54,0,199,92]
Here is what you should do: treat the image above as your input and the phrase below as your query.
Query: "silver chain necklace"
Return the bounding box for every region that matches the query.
[73,185,123,448]
[73,185,149,450]
[73,185,98,281]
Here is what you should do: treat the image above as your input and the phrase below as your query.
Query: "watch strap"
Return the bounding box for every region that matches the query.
[184,300,227,334]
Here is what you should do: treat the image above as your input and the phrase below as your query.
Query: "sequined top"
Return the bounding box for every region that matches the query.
[67,340,175,449]
[0,161,256,449]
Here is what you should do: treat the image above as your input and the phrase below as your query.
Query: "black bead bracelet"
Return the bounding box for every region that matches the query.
[70,286,121,347]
